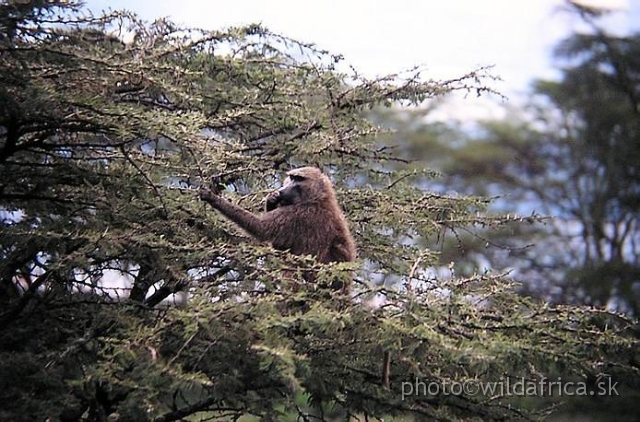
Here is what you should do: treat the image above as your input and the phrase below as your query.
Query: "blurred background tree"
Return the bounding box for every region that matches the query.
[376,3,640,315]
[0,1,637,421]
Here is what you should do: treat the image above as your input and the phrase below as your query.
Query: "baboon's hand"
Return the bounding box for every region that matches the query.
[199,186,219,203]
[265,191,281,211]
[199,176,224,203]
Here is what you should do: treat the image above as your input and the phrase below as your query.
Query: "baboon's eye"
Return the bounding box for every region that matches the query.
[290,175,305,182]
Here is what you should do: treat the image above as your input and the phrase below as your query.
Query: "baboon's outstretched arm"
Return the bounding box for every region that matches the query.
[198,167,356,266]
[200,189,269,241]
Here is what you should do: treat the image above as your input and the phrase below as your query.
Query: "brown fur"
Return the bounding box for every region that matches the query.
[200,168,378,380]
[200,167,356,265]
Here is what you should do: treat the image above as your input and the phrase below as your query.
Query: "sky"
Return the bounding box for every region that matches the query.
[84,0,639,119]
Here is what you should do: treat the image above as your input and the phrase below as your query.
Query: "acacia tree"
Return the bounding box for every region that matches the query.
[0,2,637,421]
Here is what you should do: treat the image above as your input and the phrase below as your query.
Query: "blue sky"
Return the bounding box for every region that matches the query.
[84,0,638,119]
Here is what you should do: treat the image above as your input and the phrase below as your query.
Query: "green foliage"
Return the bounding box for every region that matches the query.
[0,2,638,421]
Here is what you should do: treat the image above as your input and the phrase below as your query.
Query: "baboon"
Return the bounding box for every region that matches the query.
[199,167,356,266]
[200,168,392,388]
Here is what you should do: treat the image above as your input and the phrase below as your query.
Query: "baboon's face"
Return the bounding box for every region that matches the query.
[266,173,306,211]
